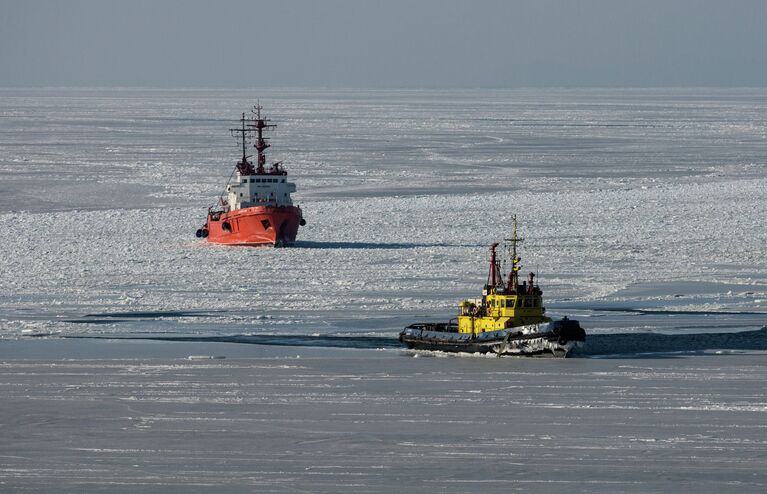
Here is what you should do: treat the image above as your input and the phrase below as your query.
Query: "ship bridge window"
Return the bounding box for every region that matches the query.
[523,297,533,308]
[256,179,261,183]
[241,179,247,183]
[250,178,255,183]
[281,179,285,183]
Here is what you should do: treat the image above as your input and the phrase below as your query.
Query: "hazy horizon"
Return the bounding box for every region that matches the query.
[2,0,766,88]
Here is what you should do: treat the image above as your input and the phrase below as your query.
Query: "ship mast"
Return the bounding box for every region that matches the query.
[230,112,255,175]
[505,215,525,292]
[250,103,276,175]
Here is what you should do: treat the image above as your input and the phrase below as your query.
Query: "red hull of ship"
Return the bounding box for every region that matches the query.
[206,205,302,246]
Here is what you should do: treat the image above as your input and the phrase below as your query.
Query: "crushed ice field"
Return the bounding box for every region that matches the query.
[1,88,766,492]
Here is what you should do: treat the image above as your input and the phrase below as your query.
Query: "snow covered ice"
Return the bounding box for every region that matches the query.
[0,88,764,338]
[0,88,766,492]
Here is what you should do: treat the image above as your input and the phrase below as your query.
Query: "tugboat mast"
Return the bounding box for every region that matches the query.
[504,215,525,291]
[486,242,502,289]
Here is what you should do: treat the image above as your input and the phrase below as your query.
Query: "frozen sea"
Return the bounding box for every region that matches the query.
[0,88,766,492]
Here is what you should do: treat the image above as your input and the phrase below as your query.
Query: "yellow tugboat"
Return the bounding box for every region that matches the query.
[399,218,585,357]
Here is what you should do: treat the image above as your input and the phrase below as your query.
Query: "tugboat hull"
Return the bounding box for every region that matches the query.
[399,319,585,358]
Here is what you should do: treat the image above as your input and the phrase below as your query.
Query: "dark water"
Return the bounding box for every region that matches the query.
[573,327,767,357]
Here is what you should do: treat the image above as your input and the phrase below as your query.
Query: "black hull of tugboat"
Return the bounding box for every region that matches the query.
[399,318,585,358]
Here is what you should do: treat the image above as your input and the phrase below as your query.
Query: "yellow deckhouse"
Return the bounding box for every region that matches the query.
[457,219,550,334]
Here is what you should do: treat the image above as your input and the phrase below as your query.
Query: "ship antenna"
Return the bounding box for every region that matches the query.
[504,215,525,291]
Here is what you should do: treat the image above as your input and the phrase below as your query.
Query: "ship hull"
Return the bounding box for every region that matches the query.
[399,319,585,358]
[203,205,303,246]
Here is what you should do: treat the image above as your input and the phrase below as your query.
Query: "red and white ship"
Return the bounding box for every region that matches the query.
[196,105,305,246]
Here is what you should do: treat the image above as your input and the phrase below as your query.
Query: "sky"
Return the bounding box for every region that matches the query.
[1,0,766,88]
